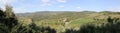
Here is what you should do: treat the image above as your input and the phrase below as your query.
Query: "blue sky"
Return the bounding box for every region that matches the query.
[0,0,120,13]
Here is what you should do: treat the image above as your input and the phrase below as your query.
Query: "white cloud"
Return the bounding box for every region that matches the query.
[59,5,65,8]
[41,0,50,3]
[57,0,66,3]
[13,3,38,13]
[77,6,80,9]
[40,0,52,6]
[0,0,19,10]
[0,0,17,4]
[40,3,52,6]
[13,6,33,13]
[105,6,120,12]
[13,7,26,13]
[40,0,67,7]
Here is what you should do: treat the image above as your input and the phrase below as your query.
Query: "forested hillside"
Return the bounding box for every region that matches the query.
[0,5,120,33]
[16,10,120,33]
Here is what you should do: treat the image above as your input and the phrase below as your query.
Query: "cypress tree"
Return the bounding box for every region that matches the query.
[0,8,10,33]
[4,5,18,30]
[5,5,15,18]
[0,8,5,18]
[107,16,113,23]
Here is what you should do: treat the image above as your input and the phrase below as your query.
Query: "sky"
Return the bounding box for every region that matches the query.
[0,0,120,13]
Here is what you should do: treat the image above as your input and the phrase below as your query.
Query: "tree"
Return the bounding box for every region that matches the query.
[4,5,18,30]
[0,8,10,33]
[5,5,15,18]
[0,8,5,18]
[107,16,113,23]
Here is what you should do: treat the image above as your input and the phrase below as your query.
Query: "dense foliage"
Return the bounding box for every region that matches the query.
[0,5,56,33]
[65,16,120,33]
